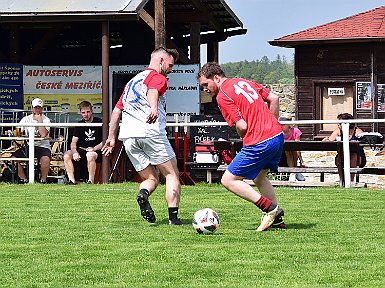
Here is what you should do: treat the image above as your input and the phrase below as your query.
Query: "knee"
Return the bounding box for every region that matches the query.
[86,152,97,162]
[63,152,71,162]
[40,156,50,166]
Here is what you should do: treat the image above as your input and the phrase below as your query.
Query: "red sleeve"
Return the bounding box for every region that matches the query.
[145,71,167,96]
[115,94,124,110]
[217,96,242,127]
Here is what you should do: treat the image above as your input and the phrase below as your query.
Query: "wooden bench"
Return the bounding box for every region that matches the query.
[212,139,385,186]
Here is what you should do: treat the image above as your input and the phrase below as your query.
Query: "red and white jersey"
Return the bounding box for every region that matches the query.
[115,68,168,138]
[217,78,282,146]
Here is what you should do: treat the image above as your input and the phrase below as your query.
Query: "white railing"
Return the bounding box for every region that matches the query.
[1,118,385,187]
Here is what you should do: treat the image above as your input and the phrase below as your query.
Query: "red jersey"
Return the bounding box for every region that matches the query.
[217,78,282,146]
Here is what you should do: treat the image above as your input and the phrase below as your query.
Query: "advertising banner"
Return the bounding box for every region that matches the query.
[23,66,102,113]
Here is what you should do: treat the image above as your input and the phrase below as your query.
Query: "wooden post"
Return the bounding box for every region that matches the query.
[102,21,110,183]
[190,22,201,63]
[155,0,166,47]
[207,41,219,62]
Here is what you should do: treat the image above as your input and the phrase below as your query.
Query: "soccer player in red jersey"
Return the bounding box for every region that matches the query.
[197,62,285,231]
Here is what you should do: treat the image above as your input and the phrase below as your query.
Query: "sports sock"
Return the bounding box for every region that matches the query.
[139,188,149,197]
[255,196,277,212]
[168,207,179,221]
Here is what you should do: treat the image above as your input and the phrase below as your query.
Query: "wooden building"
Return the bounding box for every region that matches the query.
[270,6,385,140]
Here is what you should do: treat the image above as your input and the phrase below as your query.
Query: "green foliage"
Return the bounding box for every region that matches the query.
[222,55,294,84]
[0,183,384,287]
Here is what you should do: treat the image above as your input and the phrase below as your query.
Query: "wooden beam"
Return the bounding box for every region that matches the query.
[101,21,110,183]
[155,0,166,47]
[190,0,223,32]
[166,38,190,64]
[138,9,154,30]
[139,9,190,63]
[167,11,212,22]
[207,41,218,62]
[190,22,200,63]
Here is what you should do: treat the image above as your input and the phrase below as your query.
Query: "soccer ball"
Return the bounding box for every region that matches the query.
[192,208,220,234]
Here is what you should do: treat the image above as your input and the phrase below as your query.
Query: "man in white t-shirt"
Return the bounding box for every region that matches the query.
[14,98,52,183]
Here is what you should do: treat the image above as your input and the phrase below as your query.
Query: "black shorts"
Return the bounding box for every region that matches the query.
[78,148,102,163]
[14,145,52,160]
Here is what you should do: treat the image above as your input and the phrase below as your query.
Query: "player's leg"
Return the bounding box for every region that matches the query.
[63,150,76,183]
[254,169,277,204]
[36,147,51,183]
[157,157,182,225]
[145,135,182,225]
[86,151,98,183]
[221,170,261,202]
[124,138,158,223]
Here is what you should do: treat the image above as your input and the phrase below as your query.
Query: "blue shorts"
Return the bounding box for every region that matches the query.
[227,133,284,180]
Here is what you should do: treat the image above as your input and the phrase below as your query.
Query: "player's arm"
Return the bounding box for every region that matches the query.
[147,88,159,124]
[102,107,122,156]
[264,92,280,119]
[235,119,247,138]
[70,136,81,161]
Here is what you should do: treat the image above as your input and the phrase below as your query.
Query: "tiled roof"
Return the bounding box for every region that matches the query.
[271,6,385,44]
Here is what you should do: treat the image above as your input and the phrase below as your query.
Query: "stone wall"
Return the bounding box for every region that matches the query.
[266,84,296,115]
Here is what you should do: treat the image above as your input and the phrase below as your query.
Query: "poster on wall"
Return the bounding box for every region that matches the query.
[356,82,372,110]
[377,84,385,112]
[23,66,102,113]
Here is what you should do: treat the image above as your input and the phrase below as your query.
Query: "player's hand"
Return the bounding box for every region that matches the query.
[73,151,81,161]
[102,138,115,156]
[146,108,158,124]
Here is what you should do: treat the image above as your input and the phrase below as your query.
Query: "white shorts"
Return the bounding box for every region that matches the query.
[123,135,176,172]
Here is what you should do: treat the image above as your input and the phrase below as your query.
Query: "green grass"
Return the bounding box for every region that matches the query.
[0,183,384,287]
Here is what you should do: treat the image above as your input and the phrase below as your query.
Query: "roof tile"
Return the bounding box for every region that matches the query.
[275,6,385,41]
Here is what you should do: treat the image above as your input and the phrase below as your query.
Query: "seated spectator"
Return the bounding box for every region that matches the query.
[279,114,305,182]
[63,101,103,184]
[13,98,52,183]
[323,112,366,183]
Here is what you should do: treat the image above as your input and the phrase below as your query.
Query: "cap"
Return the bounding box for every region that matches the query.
[32,98,44,108]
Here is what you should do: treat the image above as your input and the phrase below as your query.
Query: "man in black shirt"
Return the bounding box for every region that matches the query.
[64,101,103,184]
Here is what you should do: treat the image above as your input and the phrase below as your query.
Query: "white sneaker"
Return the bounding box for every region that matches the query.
[289,173,296,182]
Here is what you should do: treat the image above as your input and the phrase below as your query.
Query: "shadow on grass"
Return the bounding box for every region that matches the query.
[286,222,316,230]
[245,222,316,231]
[157,218,193,226]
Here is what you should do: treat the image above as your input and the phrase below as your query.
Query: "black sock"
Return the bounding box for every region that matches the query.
[266,202,277,213]
[168,207,179,221]
[139,189,149,197]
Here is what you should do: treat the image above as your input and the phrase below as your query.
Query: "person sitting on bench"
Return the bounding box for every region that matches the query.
[323,112,366,183]
[278,114,305,182]
[13,98,52,184]
[63,101,103,184]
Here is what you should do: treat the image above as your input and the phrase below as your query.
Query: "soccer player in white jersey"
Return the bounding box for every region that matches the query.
[102,47,182,225]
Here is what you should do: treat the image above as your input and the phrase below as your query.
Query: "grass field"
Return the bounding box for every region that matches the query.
[0,182,384,287]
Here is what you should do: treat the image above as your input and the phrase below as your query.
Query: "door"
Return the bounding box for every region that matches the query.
[317,83,355,133]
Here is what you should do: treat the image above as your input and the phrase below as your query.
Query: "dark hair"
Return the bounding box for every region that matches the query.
[152,46,179,62]
[197,62,226,80]
[79,100,92,111]
[337,113,354,128]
